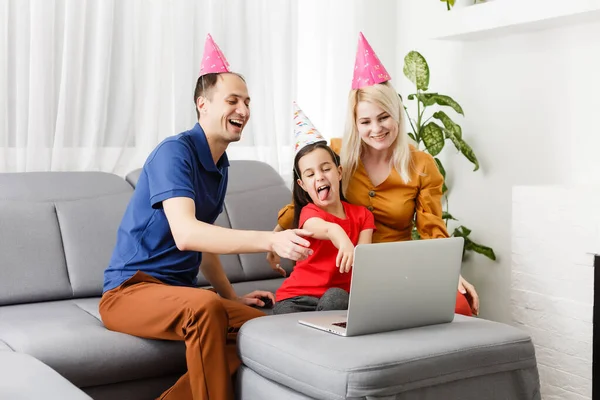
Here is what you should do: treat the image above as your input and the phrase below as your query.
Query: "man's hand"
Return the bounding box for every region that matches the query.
[458,275,479,316]
[270,229,313,261]
[266,252,286,277]
[336,239,354,273]
[238,290,276,307]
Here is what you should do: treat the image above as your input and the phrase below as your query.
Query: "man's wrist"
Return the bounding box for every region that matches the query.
[261,231,275,253]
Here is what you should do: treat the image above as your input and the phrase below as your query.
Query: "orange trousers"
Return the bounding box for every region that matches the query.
[99,271,265,400]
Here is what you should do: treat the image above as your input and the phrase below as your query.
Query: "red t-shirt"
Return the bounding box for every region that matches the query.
[275,201,376,302]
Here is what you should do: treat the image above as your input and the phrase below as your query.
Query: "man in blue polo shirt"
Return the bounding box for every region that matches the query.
[99,36,312,400]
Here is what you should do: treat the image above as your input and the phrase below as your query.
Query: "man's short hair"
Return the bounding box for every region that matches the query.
[193,72,246,119]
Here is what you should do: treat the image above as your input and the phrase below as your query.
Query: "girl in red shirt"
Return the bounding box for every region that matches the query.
[273,138,376,315]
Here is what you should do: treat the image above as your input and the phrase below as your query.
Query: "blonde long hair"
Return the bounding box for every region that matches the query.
[340,82,411,194]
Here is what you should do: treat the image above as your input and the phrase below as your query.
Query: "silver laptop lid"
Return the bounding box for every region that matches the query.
[345,237,464,336]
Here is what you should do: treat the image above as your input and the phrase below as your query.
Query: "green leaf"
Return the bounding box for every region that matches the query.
[452,225,472,237]
[434,111,480,171]
[407,132,417,142]
[420,122,445,156]
[434,158,448,194]
[452,226,496,260]
[433,110,462,140]
[457,137,479,172]
[434,158,446,178]
[445,130,480,172]
[403,51,430,91]
[442,211,456,220]
[413,93,464,115]
[411,225,421,240]
[465,240,497,261]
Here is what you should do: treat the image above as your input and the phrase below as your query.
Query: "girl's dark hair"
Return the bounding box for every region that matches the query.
[292,141,346,228]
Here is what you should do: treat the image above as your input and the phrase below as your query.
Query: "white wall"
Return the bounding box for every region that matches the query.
[395,0,600,323]
[242,0,399,185]
[512,186,598,400]
[295,0,398,141]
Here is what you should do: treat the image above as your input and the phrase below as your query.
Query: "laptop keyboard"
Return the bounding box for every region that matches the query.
[332,322,347,328]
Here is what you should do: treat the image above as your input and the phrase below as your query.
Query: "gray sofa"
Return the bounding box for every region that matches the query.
[0,160,541,399]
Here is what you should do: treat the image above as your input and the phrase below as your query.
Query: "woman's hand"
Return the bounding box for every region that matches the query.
[458,275,479,316]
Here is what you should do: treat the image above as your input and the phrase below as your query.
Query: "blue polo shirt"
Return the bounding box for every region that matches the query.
[103,123,229,292]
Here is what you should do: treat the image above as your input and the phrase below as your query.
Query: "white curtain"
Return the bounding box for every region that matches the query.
[0,0,398,179]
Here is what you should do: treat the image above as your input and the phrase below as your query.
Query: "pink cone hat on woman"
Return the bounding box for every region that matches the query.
[351,32,391,89]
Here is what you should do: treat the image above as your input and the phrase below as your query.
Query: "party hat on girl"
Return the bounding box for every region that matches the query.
[293,102,326,154]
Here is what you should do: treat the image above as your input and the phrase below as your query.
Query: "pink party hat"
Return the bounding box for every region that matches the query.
[294,102,326,154]
[199,33,231,76]
[351,32,391,89]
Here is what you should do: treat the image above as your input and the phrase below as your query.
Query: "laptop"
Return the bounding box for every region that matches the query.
[298,237,464,337]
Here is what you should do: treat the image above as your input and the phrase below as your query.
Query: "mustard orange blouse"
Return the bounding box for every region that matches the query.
[277,140,449,243]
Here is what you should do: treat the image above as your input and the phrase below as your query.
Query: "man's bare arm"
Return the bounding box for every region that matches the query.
[163,197,313,259]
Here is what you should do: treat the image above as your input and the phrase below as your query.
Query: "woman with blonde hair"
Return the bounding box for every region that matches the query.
[270,33,478,316]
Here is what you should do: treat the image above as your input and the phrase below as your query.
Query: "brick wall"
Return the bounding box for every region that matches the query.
[512,186,599,400]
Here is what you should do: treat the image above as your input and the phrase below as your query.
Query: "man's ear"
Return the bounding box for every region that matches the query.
[196,96,208,116]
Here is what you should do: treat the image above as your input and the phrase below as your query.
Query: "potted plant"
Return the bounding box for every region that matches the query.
[402,50,496,261]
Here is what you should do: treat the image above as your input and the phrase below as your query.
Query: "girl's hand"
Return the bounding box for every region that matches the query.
[336,240,355,273]
[266,251,286,277]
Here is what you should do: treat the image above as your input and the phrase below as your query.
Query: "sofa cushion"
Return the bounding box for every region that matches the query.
[0,299,186,388]
[125,169,142,188]
[225,160,295,280]
[231,277,285,297]
[56,193,131,297]
[238,312,539,400]
[0,171,132,201]
[0,202,73,306]
[0,352,93,399]
[0,171,134,305]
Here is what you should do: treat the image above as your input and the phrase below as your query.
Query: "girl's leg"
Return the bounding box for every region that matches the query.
[273,296,319,314]
[316,288,349,311]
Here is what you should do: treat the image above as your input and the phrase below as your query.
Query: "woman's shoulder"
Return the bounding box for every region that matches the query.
[329,138,342,155]
[408,144,436,169]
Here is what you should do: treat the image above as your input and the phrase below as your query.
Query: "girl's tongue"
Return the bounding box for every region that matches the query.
[317,187,330,201]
